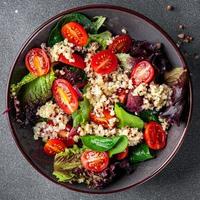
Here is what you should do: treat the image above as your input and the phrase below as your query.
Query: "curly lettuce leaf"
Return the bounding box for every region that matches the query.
[53,145,82,182]
[72,97,91,127]
[22,70,55,106]
[90,16,106,33]
[88,31,112,49]
[10,73,37,95]
[164,67,187,86]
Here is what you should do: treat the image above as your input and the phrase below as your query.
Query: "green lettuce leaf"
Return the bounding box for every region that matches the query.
[81,135,121,152]
[164,67,187,86]
[10,73,37,95]
[72,97,91,127]
[88,31,112,49]
[109,135,128,157]
[90,16,106,33]
[114,103,144,129]
[139,110,159,123]
[53,145,82,182]
[130,143,154,164]
[23,70,55,106]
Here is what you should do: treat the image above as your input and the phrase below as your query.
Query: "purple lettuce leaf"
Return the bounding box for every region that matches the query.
[161,68,188,125]
[126,92,143,113]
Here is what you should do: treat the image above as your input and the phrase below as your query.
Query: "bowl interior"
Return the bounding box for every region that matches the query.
[7,6,192,193]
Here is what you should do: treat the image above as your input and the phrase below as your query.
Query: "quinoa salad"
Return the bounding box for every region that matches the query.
[10,13,188,189]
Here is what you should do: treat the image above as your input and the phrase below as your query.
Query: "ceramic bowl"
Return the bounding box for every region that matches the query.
[6,5,193,194]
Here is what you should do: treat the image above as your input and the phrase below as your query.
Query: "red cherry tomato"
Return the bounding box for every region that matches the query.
[91,50,118,75]
[52,79,78,114]
[116,148,129,160]
[81,150,109,172]
[61,22,88,46]
[90,109,114,128]
[131,60,155,85]
[44,138,66,156]
[117,88,127,104]
[109,35,132,53]
[25,48,50,76]
[58,53,86,69]
[144,121,167,150]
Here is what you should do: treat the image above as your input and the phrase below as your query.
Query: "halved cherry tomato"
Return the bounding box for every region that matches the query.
[117,88,128,104]
[44,138,66,156]
[109,34,132,53]
[58,53,86,69]
[144,121,167,150]
[61,22,88,46]
[90,109,114,128]
[25,48,50,76]
[81,150,109,172]
[91,50,118,74]
[52,79,78,114]
[116,148,129,160]
[131,60,155,85]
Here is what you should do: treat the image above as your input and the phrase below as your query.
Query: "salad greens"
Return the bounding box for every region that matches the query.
[72,97,91,127]
[81,135,129,157]
[53,145,82,182]
[81,135,121,152]
[139,110,159,123]
[130,143,154,164]
[10,73,37,95]
[48,13,106,47]
[90,16,106,33]
[23,70,55,106]
[108,135,128,157]
[164,67,187,86]
[114,103,144,129]
[88,31,112,49]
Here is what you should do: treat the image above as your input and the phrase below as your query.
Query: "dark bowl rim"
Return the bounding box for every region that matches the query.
[6,4,193,194]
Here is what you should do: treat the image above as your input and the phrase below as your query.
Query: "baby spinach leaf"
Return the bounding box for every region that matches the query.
[22,70,55,106]
[72,97,91,127]
[139,110,159,123]
[109,135,128,157]
[114,103,144,129]
[10,73,37,95]
[130,143,155,164]
[81,135,121,152]
[48,13,92,47]
[88,31,112,49]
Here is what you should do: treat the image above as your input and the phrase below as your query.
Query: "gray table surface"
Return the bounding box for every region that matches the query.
[0,0,199,199]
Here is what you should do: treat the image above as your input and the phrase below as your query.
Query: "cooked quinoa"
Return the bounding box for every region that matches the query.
[132,82,173,111]
[33,101,70,141]
[49,38,75,62]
